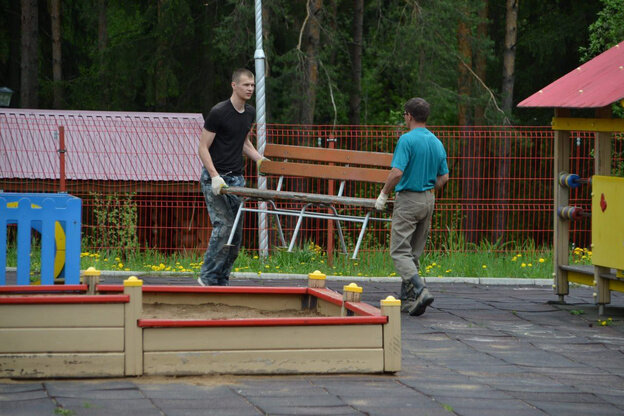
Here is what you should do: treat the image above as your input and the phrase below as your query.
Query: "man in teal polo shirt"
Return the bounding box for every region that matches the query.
[375,97,449,316]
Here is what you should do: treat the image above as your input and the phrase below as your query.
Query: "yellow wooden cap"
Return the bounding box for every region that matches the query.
[124,276,143,287]
[83,266,101,277]
[381,295,401,306]
[343,282,362,293]
[308,270,326,280]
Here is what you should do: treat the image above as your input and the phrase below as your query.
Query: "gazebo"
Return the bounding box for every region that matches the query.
[518,40,624,314]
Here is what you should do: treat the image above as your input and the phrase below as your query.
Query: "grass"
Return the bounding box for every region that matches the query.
[5,239,594,281]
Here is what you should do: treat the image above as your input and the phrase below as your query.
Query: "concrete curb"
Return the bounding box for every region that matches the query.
[5,267,553,286]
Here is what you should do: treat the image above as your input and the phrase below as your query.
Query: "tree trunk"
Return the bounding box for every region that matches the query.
[20,0,39,108]
[496,0,516,243]
[457,7,480,244]
[474,1,488,125]
[501,0,518,115]
[97,0,108,107]
[301,0,322,125]
[50,0,63,109]
[349,0,363,125]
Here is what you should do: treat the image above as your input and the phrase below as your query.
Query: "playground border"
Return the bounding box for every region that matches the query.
[4,267,553,286]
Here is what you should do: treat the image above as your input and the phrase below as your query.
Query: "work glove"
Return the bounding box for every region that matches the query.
[256,157,270,176]
[211,176,228,195]
[375,191,388,210]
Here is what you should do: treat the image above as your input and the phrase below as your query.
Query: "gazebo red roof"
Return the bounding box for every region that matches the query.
[518,41,624,108]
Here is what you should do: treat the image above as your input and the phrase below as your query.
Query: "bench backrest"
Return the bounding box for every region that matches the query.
[261,144,392,183]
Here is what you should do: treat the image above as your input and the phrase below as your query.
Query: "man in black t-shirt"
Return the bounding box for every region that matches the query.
[197,68,266,286]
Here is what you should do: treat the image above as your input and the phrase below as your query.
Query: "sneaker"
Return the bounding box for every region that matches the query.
[408,288,434,316]
[197,277,206,287]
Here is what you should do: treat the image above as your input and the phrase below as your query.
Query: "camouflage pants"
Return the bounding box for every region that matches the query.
[198,169,245,285]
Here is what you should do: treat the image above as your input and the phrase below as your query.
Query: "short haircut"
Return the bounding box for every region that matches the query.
[232,68,254,83]
[404,98,430,122]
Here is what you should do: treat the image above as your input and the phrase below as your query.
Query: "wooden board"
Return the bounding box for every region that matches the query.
[265,144,393,166]
[0,327,124,353]
[0,353,125,378]
[143,324,382,351]
[260,161,389,183]
[144,348,384,375]
[142,292,305,310]
[222,186,391,209]
[0,303,124,327]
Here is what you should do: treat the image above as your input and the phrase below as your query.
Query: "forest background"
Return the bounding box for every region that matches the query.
[2,0,624,126]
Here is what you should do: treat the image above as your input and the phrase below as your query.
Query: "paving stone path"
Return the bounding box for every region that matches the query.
[1,276,623,416]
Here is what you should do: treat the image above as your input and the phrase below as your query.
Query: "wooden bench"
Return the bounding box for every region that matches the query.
[222,143,394,258]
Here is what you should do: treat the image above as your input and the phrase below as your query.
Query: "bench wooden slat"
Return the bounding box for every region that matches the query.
[265,144,393,167]
[222,186,392,209]
[260,161,389,183]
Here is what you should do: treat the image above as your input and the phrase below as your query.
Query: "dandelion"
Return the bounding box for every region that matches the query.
[482,265,487,269]
[446,269,452,273]
[528,263,533,267]
[253,255,259,259]
[521,263,526,268]
[539,258,545,263]
[118,262,123,269]
[511,256,517,262]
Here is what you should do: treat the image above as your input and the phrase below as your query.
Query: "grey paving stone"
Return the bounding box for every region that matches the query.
[0,398,57,416]
[0,383,43,394]
[55,397,157,411]
[138,383,237,399]
[0,389,48,401]
[361,406,453,416]
[529,400,624,416]
[256,405,363,415]
[45,381,144,399]
[248,394,346,408]
[405,381,513,399]
[152,398,258,410]
[164,409,262,416]
[507,391,603,403]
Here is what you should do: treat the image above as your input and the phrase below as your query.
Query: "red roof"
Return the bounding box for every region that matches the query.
[0,109,204,181]
[518,41,624,108]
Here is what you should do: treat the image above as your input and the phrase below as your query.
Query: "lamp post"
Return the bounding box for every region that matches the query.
[0,87,14,107]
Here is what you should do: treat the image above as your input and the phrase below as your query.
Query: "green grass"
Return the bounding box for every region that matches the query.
[5,239,594,281]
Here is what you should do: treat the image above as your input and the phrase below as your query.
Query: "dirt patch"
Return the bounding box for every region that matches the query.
[142,302,324,320]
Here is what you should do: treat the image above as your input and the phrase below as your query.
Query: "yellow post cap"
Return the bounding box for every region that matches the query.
[381,295,401,306]
[343,282,362,293]
[83,266,101,277]
[124,276,143,287]
[308,270,326,280]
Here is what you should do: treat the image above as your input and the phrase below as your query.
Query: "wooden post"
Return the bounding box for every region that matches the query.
[593,106,613,313]
[123,276,143,376]
[380,296,401,372]
[82,266,100,295]
[307,270,326,288]
[341,283,362,316]
[553,108,571,301]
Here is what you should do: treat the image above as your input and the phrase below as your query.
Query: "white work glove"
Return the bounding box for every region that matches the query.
[375,191,389,210]
[256,157,270,176]
[211,176,228,195]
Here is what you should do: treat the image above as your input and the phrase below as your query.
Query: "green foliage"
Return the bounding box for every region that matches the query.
[86,192,139,257]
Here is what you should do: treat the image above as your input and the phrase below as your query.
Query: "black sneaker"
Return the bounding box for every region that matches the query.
[408,288,434,316]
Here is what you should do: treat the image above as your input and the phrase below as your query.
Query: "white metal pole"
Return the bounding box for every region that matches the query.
[254,0,269,258]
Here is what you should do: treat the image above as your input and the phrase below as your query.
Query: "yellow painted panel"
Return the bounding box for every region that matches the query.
[0,304,124,328]
[144,349,384,375]
[551,117,624,132]
[568,272,594,287]
[0,328,124,353]
[144,324,382,351]
[609,279,624,293]
[0,353,124,378]
[592,176,624,271]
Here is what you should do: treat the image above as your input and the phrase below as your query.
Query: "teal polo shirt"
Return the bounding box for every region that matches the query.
[391,127,449,192]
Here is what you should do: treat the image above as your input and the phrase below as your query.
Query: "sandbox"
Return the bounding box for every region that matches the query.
[0,276,401,378]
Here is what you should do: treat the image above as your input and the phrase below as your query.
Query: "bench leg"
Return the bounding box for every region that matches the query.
[225,198,247,246]
[327,205,348,255]
[352,211,371,260]
[267,200,287,248]
[288,203,313,252]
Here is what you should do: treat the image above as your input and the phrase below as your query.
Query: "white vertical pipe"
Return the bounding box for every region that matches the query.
[254,0,269,258]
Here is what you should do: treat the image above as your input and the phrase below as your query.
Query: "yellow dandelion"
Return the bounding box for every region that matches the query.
[521,263,526,268]
[539,258,545,263]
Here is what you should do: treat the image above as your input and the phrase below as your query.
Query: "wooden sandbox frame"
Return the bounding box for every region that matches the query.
[0,275,401,378]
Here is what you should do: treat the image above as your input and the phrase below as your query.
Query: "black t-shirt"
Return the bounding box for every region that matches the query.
[204,99,256,176]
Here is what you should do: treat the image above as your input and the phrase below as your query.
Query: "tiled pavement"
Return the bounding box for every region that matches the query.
[1,275,623,416]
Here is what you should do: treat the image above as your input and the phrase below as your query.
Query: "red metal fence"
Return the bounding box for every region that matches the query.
[2,110,623,257]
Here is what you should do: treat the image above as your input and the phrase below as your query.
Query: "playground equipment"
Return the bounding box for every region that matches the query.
[0,192,81,285]
[0,274,401,378]
[518,40,624,314]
